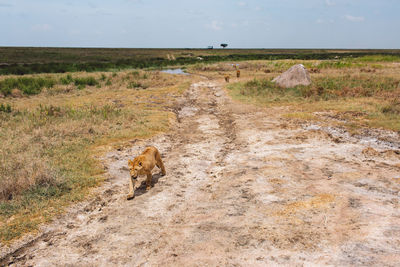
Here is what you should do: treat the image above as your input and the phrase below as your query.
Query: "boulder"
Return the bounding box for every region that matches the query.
[272,64,311,88]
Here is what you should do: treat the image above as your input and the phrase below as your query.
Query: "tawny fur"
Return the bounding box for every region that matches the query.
[225,75,230,83]
[127,146,166,200]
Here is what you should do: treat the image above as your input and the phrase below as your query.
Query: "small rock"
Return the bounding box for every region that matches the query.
[214,92,222,97]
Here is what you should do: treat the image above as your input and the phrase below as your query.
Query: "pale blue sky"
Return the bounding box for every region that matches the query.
[0,0,399,48]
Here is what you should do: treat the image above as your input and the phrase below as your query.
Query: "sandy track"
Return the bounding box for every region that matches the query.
[3,80,400,266]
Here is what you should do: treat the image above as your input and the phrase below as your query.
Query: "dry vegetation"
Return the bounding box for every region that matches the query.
[1,51,400,245]
[188,56,400,132]
[0,69,194,242]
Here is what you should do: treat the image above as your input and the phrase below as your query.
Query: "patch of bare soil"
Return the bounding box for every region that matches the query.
[2,79,400,266]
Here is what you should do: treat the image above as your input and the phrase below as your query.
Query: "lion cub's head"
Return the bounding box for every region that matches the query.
[128,157,145,179]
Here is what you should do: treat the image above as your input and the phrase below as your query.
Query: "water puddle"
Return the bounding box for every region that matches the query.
[161,68,189,75]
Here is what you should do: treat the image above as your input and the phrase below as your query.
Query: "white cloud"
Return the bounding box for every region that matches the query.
[325,0,335,6]
[31,24,52,32]
[345,15,365,22]
[238,1,246,6]
[207,20,222,31]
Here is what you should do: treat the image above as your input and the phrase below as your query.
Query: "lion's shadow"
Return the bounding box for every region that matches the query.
[133,173,163,197]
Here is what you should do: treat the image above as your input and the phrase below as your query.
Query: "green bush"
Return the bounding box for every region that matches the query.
[0,77,55,96]
[60,74,73,85]
[73,76,98,87]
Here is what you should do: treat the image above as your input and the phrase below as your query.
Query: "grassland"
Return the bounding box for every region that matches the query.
[1,48,400,244]
[1,47,400,75]
[0,69,194,242]
[194,56,400,131]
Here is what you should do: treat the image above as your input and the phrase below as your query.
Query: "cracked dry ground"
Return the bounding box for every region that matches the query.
[6,80,400,266]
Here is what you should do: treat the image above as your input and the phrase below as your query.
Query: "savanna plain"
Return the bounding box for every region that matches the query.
[0,49,400,266]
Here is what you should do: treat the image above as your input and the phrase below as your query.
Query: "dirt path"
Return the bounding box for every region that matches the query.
[4,80,400,266]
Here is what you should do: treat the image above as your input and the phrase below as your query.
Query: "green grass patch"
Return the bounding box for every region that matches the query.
[73,76,98,87]
[354,55,400,62]
[1,47,399,75]
[59,74,73,85]
[232,75,399,102]
[0,77,56,96]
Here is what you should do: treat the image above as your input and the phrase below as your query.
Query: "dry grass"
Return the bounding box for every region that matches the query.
[0,70,194,243]
[205,59,400,132]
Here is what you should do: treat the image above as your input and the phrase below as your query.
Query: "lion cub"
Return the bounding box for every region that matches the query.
[127,146,166,200]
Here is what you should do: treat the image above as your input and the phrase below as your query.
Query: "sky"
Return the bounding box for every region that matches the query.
[0,0,399,49]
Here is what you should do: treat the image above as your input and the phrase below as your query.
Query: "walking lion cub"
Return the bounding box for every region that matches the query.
[127,146,166,200]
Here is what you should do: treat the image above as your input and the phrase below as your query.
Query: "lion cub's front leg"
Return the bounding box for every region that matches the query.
[127,177,138,200]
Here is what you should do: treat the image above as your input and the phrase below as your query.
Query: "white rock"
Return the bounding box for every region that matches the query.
[272,64,311,88]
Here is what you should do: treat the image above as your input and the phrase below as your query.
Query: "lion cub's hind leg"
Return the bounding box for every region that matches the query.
[155,150,166,176]
[145,172,152,191]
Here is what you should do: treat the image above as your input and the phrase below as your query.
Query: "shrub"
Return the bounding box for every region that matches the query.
[0,103,12,113]
[60,74,73,85]
[128,81,148,89]
[0,77,56,96]
[73,76,98,87]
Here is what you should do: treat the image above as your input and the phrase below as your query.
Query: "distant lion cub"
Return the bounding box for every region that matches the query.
[127,146,166,200]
